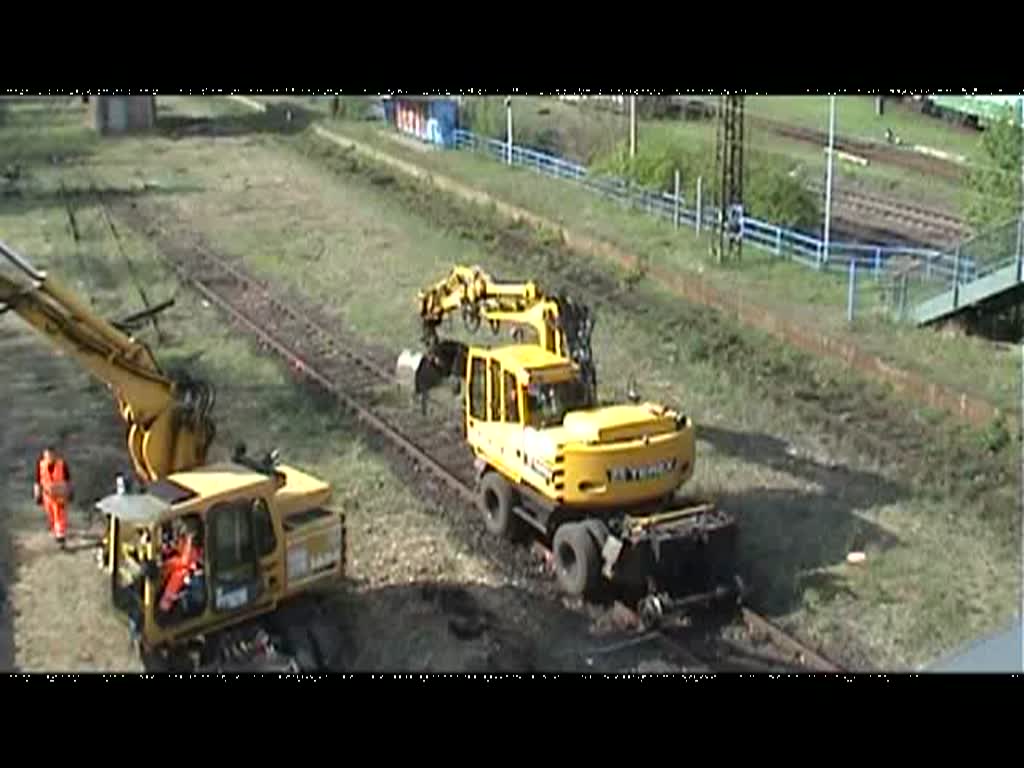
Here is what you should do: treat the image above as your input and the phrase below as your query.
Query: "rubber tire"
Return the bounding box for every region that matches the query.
[552,522,601,599]
[478,472,522,541]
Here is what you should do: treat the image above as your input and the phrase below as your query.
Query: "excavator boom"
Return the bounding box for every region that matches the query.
[400,264,596,399]
[0,240,215,481]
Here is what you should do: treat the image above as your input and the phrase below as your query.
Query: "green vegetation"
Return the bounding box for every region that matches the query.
[457,96,971,213]
[64,94,1019,668]
[591,134,820,231]
[324,118,1020,415]
[286,127,1019,668]
[745,96,983,159]
[0,97,517,672]
[963,104,1023,230]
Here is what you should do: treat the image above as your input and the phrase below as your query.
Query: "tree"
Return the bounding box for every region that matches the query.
[964,104,1022,231]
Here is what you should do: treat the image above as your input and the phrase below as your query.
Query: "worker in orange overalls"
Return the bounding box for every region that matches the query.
[159,522,203,614]
[33,446,73,549]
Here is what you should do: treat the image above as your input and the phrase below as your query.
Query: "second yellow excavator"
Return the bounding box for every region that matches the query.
[398,265,739,621]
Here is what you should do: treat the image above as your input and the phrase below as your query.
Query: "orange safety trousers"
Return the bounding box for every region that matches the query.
[38,458,69,540]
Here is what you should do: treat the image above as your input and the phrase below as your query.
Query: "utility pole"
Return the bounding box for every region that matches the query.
[505,96,513,166]
[630,95,637,158]
[823,95,836,266]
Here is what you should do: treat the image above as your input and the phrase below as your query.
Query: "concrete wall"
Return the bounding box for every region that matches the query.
[88,96,156,135]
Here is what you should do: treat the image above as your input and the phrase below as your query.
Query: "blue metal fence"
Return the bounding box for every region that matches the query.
[451,128,987,320]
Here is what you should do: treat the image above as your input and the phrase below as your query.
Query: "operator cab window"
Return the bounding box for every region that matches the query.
[112,523,151,628]
[525,377,590,429]
[469,356,487,421]
[252,498,277,558]
[504,371,519,423]
[208,498,265,614]
[489,360,502,421]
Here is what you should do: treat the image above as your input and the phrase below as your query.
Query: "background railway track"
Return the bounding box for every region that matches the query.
[574,96,968,182]
[114,202,845,673]
[753,114,967,183]
[805,181,970,246]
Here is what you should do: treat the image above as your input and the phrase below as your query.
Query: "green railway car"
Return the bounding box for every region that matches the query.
[923,95,1023,128]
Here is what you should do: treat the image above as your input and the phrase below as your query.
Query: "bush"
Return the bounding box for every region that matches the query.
[746,158,820,231]
[329,97,376,120]
[590,136,820,231]
[963,104,1022,231]
[460,97,506,139]
[459,97,619,164]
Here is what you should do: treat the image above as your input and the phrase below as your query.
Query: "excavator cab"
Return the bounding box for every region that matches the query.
[96,454,346,668]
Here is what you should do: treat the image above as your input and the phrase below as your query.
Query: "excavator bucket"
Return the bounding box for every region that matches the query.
[395,349,428,396]
[396,349,451,397]
[395,341,466,398]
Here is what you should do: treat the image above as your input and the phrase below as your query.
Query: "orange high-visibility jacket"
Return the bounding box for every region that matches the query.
[36,457,71,504]
[160,534,203,611]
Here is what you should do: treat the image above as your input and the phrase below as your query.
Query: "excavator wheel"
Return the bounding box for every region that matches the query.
[552,522,601,599]
[478,472,524,542]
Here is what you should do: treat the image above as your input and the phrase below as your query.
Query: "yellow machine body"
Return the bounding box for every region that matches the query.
[463,345,696,509]
[98,460,345,654]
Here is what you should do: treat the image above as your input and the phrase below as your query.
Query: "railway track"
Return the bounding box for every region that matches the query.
[565,96,969,245]
[752,114,967,183]
[806,181,969,244]
[571,96,967,182]
[113,202,844,673]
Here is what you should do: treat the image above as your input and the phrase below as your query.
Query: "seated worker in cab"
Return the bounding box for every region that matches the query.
[159,518,206,616]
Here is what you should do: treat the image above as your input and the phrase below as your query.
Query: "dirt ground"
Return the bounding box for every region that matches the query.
[0,321,143,671]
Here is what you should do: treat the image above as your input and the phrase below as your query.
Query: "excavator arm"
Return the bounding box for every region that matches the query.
[0,240,215,482]
[400,264,597,398]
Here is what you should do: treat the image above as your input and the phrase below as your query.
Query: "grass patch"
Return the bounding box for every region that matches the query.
[0,116,515,670]
[283,129,1020,666]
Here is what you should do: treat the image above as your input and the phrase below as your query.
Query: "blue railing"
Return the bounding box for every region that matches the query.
[451,128,992,309]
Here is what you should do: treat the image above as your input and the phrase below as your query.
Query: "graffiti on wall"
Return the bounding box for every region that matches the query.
[394,100,454,147]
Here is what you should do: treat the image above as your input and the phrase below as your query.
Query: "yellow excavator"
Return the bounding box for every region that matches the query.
[0,240,346,670]
[398,265,739,623]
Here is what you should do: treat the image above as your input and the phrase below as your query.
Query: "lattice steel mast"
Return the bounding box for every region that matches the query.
[712,95,746,263]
